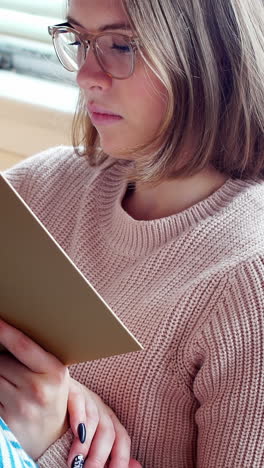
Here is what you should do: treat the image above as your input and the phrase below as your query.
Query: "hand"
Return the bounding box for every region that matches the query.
[0,318,70,460]
[67,378,142,468]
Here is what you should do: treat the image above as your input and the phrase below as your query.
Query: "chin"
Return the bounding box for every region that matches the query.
[99,139,135,160]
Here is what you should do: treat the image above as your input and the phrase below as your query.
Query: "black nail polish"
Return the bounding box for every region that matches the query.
[71,454,84,468]
[77,423,86,444]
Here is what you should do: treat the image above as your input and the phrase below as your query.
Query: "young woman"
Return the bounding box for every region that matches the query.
[0,0,263,467]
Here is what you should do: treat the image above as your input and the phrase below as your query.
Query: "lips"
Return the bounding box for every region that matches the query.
[87,102,123,126]
[87,103,122,117]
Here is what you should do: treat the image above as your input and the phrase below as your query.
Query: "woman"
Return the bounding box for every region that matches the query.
[0,0,263,466]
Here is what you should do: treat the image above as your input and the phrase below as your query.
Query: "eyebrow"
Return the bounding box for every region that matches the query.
[66,15,132,32]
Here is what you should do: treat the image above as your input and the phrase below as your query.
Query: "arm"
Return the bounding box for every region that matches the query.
[193,259,264,467]
[0,319,141,468]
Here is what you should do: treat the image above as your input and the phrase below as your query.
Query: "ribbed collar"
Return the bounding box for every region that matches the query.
[97,161,263,257]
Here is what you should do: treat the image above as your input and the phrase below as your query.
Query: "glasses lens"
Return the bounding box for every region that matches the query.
[54,29,85,72]
[96,34,134,78]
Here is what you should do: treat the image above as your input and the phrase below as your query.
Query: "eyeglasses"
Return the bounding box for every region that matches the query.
[48,22,141,80]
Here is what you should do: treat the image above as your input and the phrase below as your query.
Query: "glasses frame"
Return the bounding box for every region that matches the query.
[48,22,141,79]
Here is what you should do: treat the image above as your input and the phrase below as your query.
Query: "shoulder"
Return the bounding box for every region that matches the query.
[1,145,113,204]
[191,253,264,357]
[2,146,87,193]
[220,253,264,326]
[203,177,264,267]
[3,145,78,177]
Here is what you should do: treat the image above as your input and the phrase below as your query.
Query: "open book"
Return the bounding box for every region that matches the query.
[0,174,142,365]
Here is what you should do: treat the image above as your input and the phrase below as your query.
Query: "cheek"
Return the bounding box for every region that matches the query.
[126,67,168,132]
[94,64,168,157]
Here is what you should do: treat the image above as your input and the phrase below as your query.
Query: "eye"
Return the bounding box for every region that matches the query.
[68,40,82,46]
[111,43,130,53]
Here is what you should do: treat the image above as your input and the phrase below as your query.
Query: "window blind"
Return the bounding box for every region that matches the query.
[0,0,66,43]
[1,0,66,19]
[0,0,75,84]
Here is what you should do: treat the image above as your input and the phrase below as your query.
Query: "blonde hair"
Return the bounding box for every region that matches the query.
[72,0,264,184]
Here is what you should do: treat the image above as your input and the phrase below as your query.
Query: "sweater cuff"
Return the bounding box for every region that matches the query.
[37,428,74,468]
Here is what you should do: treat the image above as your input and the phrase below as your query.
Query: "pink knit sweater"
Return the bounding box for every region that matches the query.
[3,146,264,468]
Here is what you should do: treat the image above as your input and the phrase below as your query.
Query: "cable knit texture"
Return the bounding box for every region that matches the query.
[2,145,264,468]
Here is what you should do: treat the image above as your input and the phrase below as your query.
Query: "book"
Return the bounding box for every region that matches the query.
[0,174,142,365]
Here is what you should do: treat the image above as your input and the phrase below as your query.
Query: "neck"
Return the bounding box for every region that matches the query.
[123,166,229,221]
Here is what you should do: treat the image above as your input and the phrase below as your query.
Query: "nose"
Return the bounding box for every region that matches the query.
[76,46,112,91]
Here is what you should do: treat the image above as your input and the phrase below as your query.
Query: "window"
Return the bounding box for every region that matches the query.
[0,1,78,168]
[0,0,75,84]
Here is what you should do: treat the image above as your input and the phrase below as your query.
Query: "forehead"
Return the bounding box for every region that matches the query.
[68,0,129,31]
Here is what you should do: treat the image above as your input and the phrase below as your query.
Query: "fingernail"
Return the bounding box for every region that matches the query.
[77,423,86,443]
[71,454,84,468]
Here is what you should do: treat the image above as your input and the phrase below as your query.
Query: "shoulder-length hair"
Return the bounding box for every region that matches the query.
[72,0,264,184]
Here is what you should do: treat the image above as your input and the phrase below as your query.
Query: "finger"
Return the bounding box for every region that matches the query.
[67,385,89,466]
[84,415,115,468]
[0,353,30,387]
[68,381,86,439]
[0,319,62,374]
[68,381,99,467]
[0,373,17,408]
[108,413,131,468]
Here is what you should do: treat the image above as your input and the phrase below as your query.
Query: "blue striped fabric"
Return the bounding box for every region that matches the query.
[0,419,38,468]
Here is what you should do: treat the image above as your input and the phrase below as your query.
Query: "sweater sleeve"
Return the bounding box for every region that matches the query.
[193,256,264,468]
[36,429,74,468]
